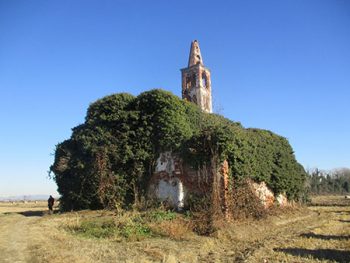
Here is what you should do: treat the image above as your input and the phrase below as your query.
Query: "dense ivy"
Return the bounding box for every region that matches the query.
[50,89,307,210]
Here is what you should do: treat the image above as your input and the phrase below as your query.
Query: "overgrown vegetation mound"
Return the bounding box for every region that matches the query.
[50,89,307,211]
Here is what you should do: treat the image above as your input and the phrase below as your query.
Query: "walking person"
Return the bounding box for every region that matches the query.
[48,195,54,214]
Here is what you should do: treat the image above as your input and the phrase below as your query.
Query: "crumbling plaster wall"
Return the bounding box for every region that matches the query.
[149,152,289,211]
[249,181,289,208]
[151,152,185,209]
[149,151,228,210]
[250,181,275,208]
[276,193,289,207]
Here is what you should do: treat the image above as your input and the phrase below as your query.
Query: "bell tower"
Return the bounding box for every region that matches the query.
[181,40,212,113]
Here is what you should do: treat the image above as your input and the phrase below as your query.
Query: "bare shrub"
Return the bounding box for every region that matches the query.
[230,179,267,220]
[186,193,221,235]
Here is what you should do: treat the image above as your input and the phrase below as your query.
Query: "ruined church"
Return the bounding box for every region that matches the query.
[148,40,229,210]
[51,39,302,212]
[148,40,288,210]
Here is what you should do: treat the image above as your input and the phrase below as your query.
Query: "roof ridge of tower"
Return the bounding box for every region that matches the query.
[188,40,203,67]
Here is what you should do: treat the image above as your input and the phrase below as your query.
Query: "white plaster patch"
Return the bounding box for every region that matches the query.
[251,181,275,208]
[276,193,288,206]
[156,178,185,210]
[155,151,175,174]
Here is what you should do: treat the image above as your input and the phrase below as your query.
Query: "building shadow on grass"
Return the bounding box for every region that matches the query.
[300,233,350,240]
[325,210,350,214]
[18,210,45,217]
[2,210,58,217]
[274,248,350,263]
[311,203,350,207]
[18,210,60,217]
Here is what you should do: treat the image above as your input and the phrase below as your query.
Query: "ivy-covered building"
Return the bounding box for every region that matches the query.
[50,41,307,212]
[149,41,293,211]
[149,40,227,211]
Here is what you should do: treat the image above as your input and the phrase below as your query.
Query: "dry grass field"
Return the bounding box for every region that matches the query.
[0,196,349,263]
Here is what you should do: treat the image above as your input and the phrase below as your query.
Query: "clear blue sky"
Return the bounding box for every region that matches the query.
[0,0,349,196]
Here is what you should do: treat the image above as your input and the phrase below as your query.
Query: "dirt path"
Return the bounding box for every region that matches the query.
[194,205,350,262]
[0,213,41,263]
[0,204,48,263]
[195,209,320,262]
[234,206,350,262]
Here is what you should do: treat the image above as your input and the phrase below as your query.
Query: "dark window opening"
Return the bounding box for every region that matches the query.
[186,74,196,89]
[202,73,208,88]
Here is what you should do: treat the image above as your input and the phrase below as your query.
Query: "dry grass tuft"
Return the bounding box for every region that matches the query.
[148,217,192,240]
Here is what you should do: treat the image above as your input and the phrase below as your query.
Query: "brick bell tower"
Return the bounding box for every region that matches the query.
[181,40,212,113]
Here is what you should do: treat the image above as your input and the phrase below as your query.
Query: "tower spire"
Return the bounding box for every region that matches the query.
[188,40,203,67]
[181,40,212,113]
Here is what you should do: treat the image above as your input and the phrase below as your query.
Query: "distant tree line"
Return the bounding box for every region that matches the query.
[307,168,350,195]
